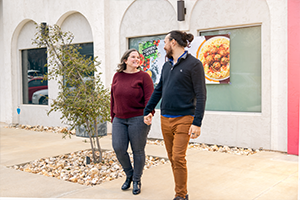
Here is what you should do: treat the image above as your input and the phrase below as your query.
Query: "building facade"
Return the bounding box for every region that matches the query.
[0,0,299,154]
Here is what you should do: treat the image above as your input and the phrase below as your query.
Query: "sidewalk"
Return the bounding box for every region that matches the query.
[0,123,298,200]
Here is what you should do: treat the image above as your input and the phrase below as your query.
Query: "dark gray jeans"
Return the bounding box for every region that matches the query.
[112,115,151,182]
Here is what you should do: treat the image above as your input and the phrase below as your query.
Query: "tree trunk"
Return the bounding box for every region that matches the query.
[94,119,102,162]
[86,120,97,163]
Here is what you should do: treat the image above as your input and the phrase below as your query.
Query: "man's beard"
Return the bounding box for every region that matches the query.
[165,48,173,59]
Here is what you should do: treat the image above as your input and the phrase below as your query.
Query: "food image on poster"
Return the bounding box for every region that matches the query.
[197,36,230,83]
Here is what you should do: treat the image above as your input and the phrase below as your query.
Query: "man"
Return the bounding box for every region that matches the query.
[144,30,206,200]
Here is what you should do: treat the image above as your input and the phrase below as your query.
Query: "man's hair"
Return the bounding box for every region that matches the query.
[168,30,194,47]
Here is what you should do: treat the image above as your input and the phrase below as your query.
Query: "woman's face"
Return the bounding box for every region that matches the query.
[125,51,140,69]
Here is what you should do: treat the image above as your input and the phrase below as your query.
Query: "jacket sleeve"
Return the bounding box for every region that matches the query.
[191,61,207,127]
[142,73,155,116]
[143,68,164,116]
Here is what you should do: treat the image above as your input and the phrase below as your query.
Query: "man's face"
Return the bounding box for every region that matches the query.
[164,34,173,59]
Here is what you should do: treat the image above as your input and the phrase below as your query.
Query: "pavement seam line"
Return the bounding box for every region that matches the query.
[51,187,92,198]
[252,171,298,200]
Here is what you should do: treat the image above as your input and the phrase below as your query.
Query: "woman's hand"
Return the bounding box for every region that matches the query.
[144,113,153,125]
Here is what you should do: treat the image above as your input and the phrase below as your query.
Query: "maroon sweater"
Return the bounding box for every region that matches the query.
[110,71,154,122]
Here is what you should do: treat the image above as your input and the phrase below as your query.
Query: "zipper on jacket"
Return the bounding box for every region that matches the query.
[171,61,178,71]
[171,62,178,71]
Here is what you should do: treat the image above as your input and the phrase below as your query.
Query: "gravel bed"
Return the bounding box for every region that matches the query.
[9,150,169,186]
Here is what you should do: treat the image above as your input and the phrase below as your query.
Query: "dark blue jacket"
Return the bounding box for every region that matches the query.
[144,53,207,127]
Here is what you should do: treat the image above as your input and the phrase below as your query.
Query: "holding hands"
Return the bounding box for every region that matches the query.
[144,113,153,125]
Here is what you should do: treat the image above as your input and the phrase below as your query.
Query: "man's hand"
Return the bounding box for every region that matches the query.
[144,113,153,125]
[188,125,201,139]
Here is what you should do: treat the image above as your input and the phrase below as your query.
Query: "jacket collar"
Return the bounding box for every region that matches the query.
[168,51,188,66]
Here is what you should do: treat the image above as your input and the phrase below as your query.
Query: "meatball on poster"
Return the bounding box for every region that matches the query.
[190,34,231,84]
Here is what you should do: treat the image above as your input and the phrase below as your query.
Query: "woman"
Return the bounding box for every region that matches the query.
[110,48,154,195]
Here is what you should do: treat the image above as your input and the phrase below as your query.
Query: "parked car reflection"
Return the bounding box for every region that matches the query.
[32,89,48,105]
[29,77,91,105]
[28,77,48,103]
[27,70,43,81]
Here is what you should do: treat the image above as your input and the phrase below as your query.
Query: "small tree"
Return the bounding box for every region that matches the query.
[33,23,111,163]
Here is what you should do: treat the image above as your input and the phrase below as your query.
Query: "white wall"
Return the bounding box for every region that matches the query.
[0,0,4,123]
[0,0,288,152]
[267,0,288,152]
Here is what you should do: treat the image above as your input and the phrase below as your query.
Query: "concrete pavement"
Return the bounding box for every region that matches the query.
[0,123,298,200]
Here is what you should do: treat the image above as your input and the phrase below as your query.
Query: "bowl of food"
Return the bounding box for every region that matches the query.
[197,36,230,82]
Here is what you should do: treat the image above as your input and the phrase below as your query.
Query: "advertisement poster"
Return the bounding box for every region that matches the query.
[138,40,166,86]
[190,34,231,84]
[138,34,230,85]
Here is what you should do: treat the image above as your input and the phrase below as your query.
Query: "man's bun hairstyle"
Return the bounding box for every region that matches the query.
[168,30,194,48]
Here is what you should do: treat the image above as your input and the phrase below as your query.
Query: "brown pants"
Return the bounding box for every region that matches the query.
[161,115,193,198]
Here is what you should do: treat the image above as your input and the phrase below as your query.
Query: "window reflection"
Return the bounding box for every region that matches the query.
[22,43,93,105]
[22,48,47,105]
